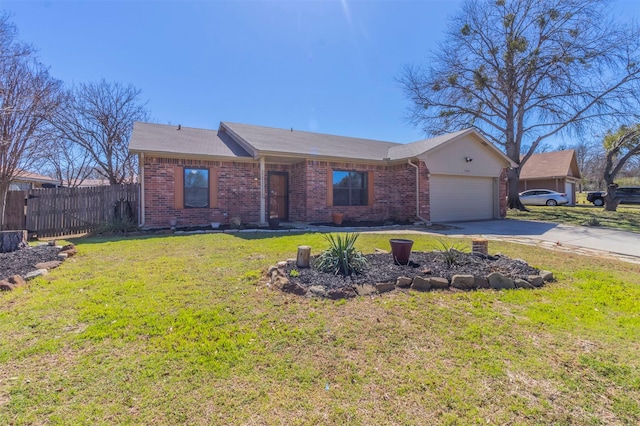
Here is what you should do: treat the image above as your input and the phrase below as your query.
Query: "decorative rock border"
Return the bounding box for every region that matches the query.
[0,242,76,292]
[266,260,554,299]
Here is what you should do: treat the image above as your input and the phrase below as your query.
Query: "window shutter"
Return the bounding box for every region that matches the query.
[209,168,218,208]
[174,166,184,209]
[326,169,333,207]
[367,171,374,206]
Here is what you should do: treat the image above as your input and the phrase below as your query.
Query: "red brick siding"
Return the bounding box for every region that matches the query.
[302,160,419,223]
[143,156,441,226]
[144,157,262,227]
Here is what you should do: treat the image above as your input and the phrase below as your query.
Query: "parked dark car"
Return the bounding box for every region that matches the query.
[587,187,640,206]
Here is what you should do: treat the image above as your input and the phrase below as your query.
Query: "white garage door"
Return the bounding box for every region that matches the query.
[430,175,495,222]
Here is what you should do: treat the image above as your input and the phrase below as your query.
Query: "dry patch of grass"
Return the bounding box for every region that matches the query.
[0,233,639,424]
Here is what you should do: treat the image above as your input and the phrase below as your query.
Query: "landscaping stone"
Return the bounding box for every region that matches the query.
[60,244,77,257]
[354,284,377,296]
[0,280,16,291]
[487,272,515,290]
[395,276,413,288]
[451,274,476,290]
[429,277,450,290]
[527,275,544,287]
[410,276,431,291]
[474,277,490,289]
[374,248,390,254]
[35,261,62,270]
[57,253,68,260]
[276,261,288,268]
[282,280,307,296]
[540,270,555,282]
[375,282,395,293]
[24,269,48,281]
[272,275,289,290]
[307,286,328,298]
[327,287,356,299]
[7,275,25,287]
[514,278,534,289]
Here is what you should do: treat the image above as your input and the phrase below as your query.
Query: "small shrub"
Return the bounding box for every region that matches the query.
[433,239,468,267]
[289,269,300,278]
[93,217,138,236]
[314,233,368,276]
[582,216,601,227]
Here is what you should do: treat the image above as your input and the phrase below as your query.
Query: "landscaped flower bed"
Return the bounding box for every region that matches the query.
[267,250,553,299]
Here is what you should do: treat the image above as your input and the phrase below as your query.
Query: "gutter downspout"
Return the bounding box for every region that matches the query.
[259,157,266,225]
[407,159,430,224]
[139,152,145,227]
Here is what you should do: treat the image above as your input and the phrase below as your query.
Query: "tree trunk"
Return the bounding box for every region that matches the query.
[506,168,526,210]
[603,183,621,212]
[296,246,311,269]
[0,230,27,253]
[0,181,9,232]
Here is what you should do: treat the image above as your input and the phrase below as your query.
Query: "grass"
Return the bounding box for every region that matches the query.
[508,202,640,233]
[1,232,639,424]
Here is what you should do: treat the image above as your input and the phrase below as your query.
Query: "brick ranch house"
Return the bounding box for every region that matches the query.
[128,122,516,228]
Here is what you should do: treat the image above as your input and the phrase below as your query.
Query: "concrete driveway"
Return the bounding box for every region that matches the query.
[429,219,640,259]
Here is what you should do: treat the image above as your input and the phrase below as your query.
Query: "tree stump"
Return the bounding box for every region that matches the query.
[296,245,311,268]
[0,230,27,253]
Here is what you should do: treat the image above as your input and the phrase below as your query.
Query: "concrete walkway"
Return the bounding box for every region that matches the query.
[366,219,639,264]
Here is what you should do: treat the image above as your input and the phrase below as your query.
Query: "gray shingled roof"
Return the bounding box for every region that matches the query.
[387,128,473,160]
[221,122,398,161]
[128,121,508,164]
[129,122,252,158]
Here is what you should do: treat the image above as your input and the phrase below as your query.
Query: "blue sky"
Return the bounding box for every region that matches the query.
[2,0,639,145]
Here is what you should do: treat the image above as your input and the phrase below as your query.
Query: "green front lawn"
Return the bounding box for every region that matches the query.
[508,203,640,233]
[1,232,639,424]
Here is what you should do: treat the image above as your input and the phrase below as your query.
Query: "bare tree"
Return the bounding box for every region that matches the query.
[0,14,62,230]
[601,125,640,211]
[41,134,94,187]
[49,80,149,185]
[399,0,640,209]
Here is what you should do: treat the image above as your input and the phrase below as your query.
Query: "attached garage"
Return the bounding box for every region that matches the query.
[430,175,496,222]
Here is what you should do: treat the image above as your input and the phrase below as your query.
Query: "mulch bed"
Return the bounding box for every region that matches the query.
[282,251,540,291]
[0,245,62,281]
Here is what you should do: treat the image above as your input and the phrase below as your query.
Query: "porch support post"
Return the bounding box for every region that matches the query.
[259,157,267,225]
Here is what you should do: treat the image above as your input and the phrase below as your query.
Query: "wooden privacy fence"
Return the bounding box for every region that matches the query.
[3,190,28,230]
[26,184,139,238]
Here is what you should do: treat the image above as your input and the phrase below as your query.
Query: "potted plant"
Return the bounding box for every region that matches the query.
[268,217,280,229]
[389,238,414,265]
[331,212,344,225]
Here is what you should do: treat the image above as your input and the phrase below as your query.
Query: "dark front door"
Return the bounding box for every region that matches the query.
[268,172,289,220]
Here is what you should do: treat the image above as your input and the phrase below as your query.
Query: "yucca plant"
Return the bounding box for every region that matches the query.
[314,233,368,276]
[433,239,468,267]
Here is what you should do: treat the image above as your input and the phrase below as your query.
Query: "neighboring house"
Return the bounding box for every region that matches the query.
[518,150,581,205]
[77,178,111,187]
[9,170,61,191]
[128,122,516,228]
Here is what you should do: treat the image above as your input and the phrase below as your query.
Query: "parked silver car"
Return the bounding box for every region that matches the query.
[519,189,569,206]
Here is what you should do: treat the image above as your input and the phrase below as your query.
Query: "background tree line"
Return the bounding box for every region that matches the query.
[0,12,148,229]
[400,0,640,211]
